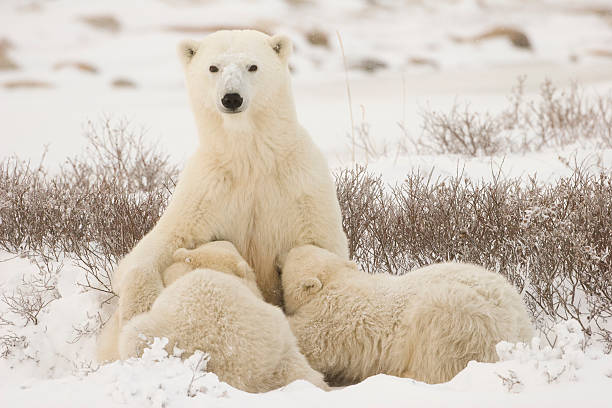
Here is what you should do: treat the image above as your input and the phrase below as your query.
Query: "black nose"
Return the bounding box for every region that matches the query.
[221,93,243,110]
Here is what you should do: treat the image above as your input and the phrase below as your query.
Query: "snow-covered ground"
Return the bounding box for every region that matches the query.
[1,0,612,406]
[3,0,612,170]
[1,256,610,408]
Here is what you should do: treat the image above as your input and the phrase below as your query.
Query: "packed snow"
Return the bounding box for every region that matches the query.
[1,258,610,408]
[1,0,612,406]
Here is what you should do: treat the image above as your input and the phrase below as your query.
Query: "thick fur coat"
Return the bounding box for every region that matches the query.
[97,241,260,362]
[119,272,326,392]
[162,240,260,297]
[111,30,348,329]
[282,245,534,385]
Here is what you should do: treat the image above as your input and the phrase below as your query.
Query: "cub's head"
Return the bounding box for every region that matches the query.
[281,245,358,314]
[163,240,255,288]
[178,30,292,122]
[172,240,253,280]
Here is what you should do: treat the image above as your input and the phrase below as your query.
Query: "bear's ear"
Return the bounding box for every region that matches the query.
[268,35,292,62]
[237,260,253,277]
[178,39,199,66]
[173,248,190,262]
[300,277,322,296]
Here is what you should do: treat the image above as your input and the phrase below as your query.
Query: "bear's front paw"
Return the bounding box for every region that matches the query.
[117,272,163,323]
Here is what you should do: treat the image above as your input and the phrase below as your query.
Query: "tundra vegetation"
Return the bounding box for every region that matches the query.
[1,82,611,358]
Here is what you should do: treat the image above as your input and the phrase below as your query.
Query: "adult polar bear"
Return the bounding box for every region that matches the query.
[113,30,348,324]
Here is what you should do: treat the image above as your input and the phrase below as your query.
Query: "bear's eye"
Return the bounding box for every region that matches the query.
[248,65,258,72]
[209,65,219,73]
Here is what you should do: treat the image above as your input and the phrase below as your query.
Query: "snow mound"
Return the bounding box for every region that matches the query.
[1,338,231,408]
[448,321,611,400]
[99,338,228,406]
[2,320,610,408]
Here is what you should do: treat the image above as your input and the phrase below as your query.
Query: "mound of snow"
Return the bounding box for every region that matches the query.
[1,338,231,408]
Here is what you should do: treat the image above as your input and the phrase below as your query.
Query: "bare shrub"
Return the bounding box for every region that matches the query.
[335,165,612,349]
[305,28,329,48]
[517,80,612,149]
[348,107,401,163]
[0,255,61,326]
[0,155,50,254]
[0,331,27,358]
[0,118,179,296]
[69,312,104,344]
[79,15,121,33]
[3,80,52,89]
[111,78,137,88]
[420,105,503,156]
[496,370,524,393]
[0,37,18,71]
[53,61,98,74]
[1,114,610,351]
[452,26,532,50]
[187,351,211,397]
[416,78,612,155]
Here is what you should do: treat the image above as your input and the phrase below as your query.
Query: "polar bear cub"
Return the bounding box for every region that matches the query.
[96,241,260,363]
[281,245,534,386]
[162,240,261,297]
[119,241,326,393]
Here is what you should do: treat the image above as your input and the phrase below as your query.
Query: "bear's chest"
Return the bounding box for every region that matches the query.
[214,173,295,245]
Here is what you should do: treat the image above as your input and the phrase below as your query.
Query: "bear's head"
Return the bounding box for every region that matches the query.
[281,245,359,314]
[162,241,255,287]
[178,30,294,132]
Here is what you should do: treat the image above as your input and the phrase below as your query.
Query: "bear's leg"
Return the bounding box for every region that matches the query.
[270,343,328,391]
[118,312,172,360]
[162,263,191,286]
[114,223,188,324]
[402,286,501,384]
[292,194,349,261]
[114,170,221,323]
[96,308,121,363]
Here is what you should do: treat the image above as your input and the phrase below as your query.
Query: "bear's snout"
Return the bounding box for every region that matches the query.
[221,93,244,111]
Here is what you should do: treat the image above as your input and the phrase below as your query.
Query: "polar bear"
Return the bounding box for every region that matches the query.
[162,241,260,298]
[97,240,259,363]
[111,30,348,327]
[118,242,327,393]
[281,245,534,386]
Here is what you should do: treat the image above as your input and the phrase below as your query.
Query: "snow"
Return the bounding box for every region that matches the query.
[2,0,612,406]
[2,0,612,168]
[1,272,610,408]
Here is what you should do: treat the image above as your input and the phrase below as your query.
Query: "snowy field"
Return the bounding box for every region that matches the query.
[1,0,612,406]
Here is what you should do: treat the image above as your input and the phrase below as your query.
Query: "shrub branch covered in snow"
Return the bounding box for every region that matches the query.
[0,118,179,296]
[1,255,60,326]
[416,79,612,156]
[335,165,612,349]
[491,320,605,390]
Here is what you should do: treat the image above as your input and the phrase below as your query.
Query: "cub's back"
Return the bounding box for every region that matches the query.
[153,268,288,356]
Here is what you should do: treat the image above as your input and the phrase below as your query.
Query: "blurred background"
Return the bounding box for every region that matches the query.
[1,0,612,167]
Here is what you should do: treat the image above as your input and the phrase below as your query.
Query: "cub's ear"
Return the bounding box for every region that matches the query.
[235,260,253,279]
[300,277,322,295]
[173,248,191,262]
[268,35,292,62]
[178,39,199,66]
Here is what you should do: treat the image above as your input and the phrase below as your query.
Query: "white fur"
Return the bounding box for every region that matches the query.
[216,60,250,113]
[282,245,534,386]
[118,267,327,393]
[111,30,348,325]
[162,240,262,297]
[97,240,259,363]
